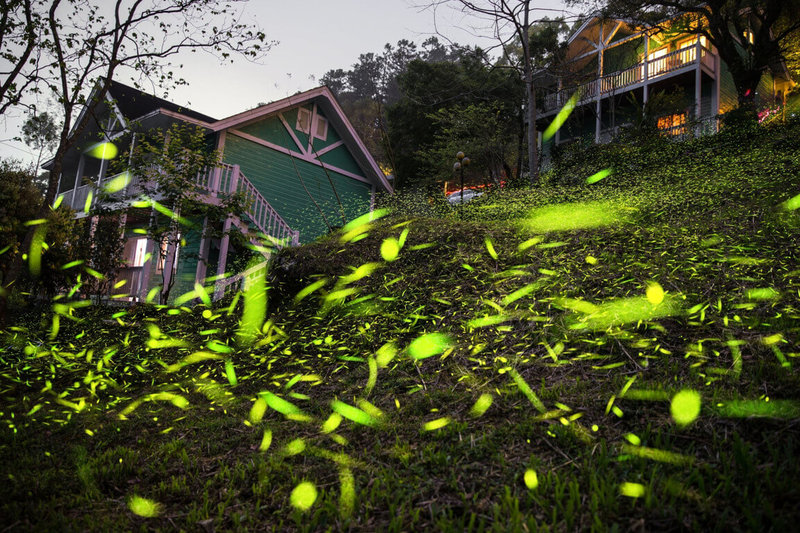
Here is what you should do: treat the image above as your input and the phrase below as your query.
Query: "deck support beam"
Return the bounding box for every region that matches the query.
[195,216,211,285]
[214,216,232,300]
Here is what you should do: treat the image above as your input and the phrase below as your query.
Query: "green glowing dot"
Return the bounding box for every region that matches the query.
[102,171,130,192]
[625,433,641,446]
[423,417,451,431]
[381,237,400,261]
[88,142,118,160]
[523,468,538,489]
[783,193,800,211]
[671,389,701,427]
[585,255,598,264]
[586,168,612,184]
[202,309,213,319]
[469,393,493,417]
[128,495,161,517]
[646,282,665,305]
[249,397,267,424]
[591,424,599,432]
[408,333,451,360]
[284,438,306,456]
[290,481,317,511]
[619,482,645,498]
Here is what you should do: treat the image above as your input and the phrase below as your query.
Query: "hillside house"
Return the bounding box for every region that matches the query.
[539,14,795,149]
[52,81,392,301]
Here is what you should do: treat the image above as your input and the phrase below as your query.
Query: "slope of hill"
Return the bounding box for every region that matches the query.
[2,119,800,531]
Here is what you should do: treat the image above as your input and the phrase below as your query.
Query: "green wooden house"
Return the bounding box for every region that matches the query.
[53,81,392,302]
[538,14,795,150]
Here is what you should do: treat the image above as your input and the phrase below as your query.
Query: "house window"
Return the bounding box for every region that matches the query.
[677,35,708,50]
[743,29,754,44]
[313,115,328,141]
[657,112,688,136]
[296,107,312,134]
[648,46,669,76]
[131,238,148,267]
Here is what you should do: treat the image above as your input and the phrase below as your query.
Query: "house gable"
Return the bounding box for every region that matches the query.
[215,86,390,243]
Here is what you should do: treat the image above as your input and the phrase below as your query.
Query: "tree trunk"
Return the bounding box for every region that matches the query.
[526,70,539,184]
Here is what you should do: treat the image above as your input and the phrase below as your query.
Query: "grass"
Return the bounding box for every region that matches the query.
[2,120,800,531]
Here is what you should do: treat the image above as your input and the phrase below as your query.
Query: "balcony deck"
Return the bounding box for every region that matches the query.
[543,44,715,114]
[56,163,300,247]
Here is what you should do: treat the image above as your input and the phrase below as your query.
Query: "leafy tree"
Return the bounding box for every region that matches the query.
[430,1,565,184]
[0,0,271,323]
[0,160,42,291]
[83,211,126,302]
[587,0,800,113]
[321,37,463,169]
[122,122,245,304]
[420,103,518,186]
[386,48,523,188]
[20,110,59,174]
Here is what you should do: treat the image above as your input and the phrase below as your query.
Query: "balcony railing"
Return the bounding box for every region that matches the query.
[544,44,714,113]
[56,164,300,248]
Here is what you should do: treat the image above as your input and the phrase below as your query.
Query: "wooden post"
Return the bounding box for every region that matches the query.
[695,40,702,135]
[195,216,211,285]
[714,48,721,131]
[161,232,179,302]
[643,32,649,104]
[214,216,232,300]
[596,22,604,143]
[138,207,157,301]
[138,236,157,301]
[211,166,222,196]
[71,156,85,209]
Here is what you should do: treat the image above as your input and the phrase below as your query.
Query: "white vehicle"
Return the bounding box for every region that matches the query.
[447,188,483,205]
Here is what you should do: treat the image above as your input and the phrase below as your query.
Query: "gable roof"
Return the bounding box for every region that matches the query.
[213,86,392,193]
[108,80,217,124]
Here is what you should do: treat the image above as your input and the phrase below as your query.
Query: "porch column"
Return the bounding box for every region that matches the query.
[138,207,157,301]
[71,156,85,209]
[643,33,649,104]
[161,231,179,301]
[214,216,233,300]
[714,49,721,131]
[695,40,702,136]
[138,237,157,301]
[595,98,602,143]
[195,216,211,285]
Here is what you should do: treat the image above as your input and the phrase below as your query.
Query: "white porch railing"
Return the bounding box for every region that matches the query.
[212,260,268,300]
[544,44,714,113]
[55,164,300,248]
[195,164,300,247]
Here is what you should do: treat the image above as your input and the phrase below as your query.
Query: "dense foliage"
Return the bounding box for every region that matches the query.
[1,118,799,530]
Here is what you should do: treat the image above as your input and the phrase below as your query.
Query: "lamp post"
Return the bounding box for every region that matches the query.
[453,151,470,214]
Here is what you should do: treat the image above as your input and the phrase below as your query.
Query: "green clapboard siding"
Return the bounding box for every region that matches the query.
[171,227,202,301]
[238,114,290,147]
[318,144,364,176]
[224,134,372,243]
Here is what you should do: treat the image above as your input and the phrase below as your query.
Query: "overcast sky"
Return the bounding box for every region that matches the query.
[0,0,575,166]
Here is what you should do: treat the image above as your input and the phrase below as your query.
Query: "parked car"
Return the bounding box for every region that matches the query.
[447,188,483,205]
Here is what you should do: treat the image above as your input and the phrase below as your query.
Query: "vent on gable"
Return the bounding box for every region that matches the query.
[314,115,328,141]
[296,107,312,134]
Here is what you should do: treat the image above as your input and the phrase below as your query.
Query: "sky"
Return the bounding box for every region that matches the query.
[0,0,575,166]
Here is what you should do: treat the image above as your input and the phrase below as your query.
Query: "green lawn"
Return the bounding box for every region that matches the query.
[2,121,800,531]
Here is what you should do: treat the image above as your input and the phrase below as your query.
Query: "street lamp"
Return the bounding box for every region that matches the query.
[453,151,470,210]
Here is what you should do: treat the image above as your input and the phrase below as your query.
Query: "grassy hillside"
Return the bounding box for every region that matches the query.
[2,120,800,531]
